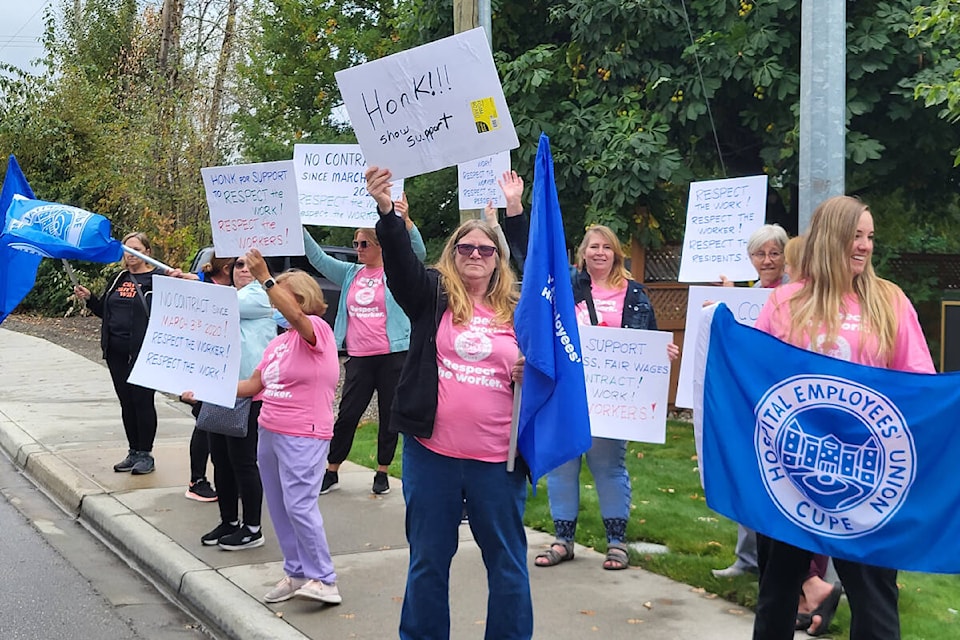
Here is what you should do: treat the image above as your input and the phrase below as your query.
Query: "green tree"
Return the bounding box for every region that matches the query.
[910,0,960,165]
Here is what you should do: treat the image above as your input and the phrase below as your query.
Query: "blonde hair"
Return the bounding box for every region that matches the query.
[783,236,805,279]
[576,225,632,289]
[276,270,328,317]
[355,228,379,245]
[783,196,899,363]
[434,219,518,326]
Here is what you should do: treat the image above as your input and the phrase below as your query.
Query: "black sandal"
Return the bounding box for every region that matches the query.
[535,540,574,567]
[603,543,630,570]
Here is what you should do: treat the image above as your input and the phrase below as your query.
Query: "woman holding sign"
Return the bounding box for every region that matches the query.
[74,232,197,476]
[752,196,934,639]
[367,166,531,640]
[304,194,426,497]
[535,225,678,571]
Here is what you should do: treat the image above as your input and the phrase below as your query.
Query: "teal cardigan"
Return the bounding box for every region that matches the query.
[302,226,426,353]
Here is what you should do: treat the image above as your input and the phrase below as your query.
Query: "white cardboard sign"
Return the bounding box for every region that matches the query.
[335,28,519,180]
[674,285,774,408]
[201,160,304,257]
[293,144,403,226]
[678,175,768,283]
[128,278,242,408]
[457,151,511,209]
[580,325,672,443]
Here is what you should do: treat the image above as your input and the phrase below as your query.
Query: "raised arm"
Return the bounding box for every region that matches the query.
[367,167,433,320]
[246,248,316,346]
[396,192,427,262]
[302,228,355,285]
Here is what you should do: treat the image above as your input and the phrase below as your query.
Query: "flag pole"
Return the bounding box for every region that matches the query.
[507,381,521,472]
[61,259,79,287]
[121,245,175,273]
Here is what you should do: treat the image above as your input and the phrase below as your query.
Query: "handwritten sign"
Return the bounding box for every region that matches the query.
[674,285,774,408]
[201,160,304,256]
[678,175,768,283]
[293,144,404,226]
[335,27,519,180]
[457,151,511,210]
[128,278,241,408]
[580,325,672,443]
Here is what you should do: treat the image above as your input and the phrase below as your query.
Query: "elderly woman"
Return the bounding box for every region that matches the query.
[237,252,343,605]
[535,225,678,571]
[713,223,790,579]
[304,195,426,497]
[754,196,934,639]
[366,166,531,640]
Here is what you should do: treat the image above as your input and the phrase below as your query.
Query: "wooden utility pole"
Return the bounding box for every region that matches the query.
[453,0,492,223]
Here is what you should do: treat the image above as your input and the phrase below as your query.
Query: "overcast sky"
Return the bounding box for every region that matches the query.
[0,1,52,74]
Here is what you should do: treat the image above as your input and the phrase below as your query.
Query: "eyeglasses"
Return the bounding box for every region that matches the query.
[455,243,498,258]
[353,240,374,249]
[750,251,783,260]
[234,260,246,268]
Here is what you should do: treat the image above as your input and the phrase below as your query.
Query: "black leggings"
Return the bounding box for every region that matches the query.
[105,346,157,452]
[208,401,262,527]
[328,352,404,467]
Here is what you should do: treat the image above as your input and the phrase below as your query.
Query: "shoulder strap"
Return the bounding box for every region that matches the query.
[582,285,599,326]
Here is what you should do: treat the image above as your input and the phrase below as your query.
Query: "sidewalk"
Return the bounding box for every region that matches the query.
[0,327,756,639]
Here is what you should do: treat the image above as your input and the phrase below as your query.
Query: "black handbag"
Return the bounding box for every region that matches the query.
[195,397,252,438]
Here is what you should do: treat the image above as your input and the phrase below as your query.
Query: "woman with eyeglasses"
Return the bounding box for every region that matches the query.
[752,196,934,639]
[366,166,531,640]
[713,223,790,579]
[183,255,276,550]
[302,195,426,496]
[534,225,679,571]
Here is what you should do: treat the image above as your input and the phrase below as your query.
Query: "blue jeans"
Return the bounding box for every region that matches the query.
[546,437,630,544]
[399,436,532,640]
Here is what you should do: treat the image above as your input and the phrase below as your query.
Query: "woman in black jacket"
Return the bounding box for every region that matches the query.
[534,224,678,570]
[74,232,195,475]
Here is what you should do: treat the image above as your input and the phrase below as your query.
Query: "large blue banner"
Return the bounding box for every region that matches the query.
[0,156,42,324]
[514,134,592,483]
[694,303,960,573]
[3,197,123,263]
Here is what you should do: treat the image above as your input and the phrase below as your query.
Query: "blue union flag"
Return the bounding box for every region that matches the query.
[693,303,960,573]
[3,197,123,263]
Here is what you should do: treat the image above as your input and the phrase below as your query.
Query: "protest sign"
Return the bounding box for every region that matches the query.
[335,27,518,180]
[128,278,241,408]
[581,325,672,443]
[201,160,304,256]
[674,285,773,408]
[678,175,768,283]
[457,151,511,210]
[293,144,404,226]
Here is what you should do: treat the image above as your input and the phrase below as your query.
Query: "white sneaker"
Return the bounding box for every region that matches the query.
[263,576,307,603]
[295,579,342,604]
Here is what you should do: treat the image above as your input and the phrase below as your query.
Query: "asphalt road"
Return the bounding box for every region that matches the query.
[0,449,213,640]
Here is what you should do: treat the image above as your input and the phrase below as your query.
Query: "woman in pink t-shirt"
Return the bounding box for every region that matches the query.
[238,251,344,607]
[752,196,934,640]
[367,166,531,640]
[536,225,678,571]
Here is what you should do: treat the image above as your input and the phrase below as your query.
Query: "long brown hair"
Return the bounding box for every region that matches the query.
[434,219,518,326]
[784,196,899,363]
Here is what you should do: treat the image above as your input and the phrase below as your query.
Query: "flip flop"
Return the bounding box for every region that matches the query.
[807,582,842,637]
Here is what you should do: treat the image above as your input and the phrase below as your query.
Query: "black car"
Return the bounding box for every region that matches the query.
[190,245,358,328]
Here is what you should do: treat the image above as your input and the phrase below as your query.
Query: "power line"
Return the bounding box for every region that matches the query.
[0,3,52,57]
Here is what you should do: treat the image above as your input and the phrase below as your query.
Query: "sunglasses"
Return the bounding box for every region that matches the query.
[455,243,498,258]
[233,260,246,268]
[353,240,374,249]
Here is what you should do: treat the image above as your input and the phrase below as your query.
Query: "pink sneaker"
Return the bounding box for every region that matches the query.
[294,579,342,604]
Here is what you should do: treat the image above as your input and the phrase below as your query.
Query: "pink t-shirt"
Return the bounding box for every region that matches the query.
[755,281,935,373]
[575,283,624,327]
[256,315,340,439]
[345,266,391,356]
[422,305,519,462]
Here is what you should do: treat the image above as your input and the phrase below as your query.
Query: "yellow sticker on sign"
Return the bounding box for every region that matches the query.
[471,97,500,134]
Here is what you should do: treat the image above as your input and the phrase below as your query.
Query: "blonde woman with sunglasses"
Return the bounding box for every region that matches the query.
[302,196,426,496]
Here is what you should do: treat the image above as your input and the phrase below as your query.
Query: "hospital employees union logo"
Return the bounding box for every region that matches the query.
[755,375,915,539]
[455,330,492,362]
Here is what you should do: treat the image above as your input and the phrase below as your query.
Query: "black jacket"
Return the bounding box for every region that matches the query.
[87,269,157,360]
[571,269,658,331]
[375,209,528,439]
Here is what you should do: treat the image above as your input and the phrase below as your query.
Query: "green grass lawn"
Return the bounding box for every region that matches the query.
[346,419,960,639]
